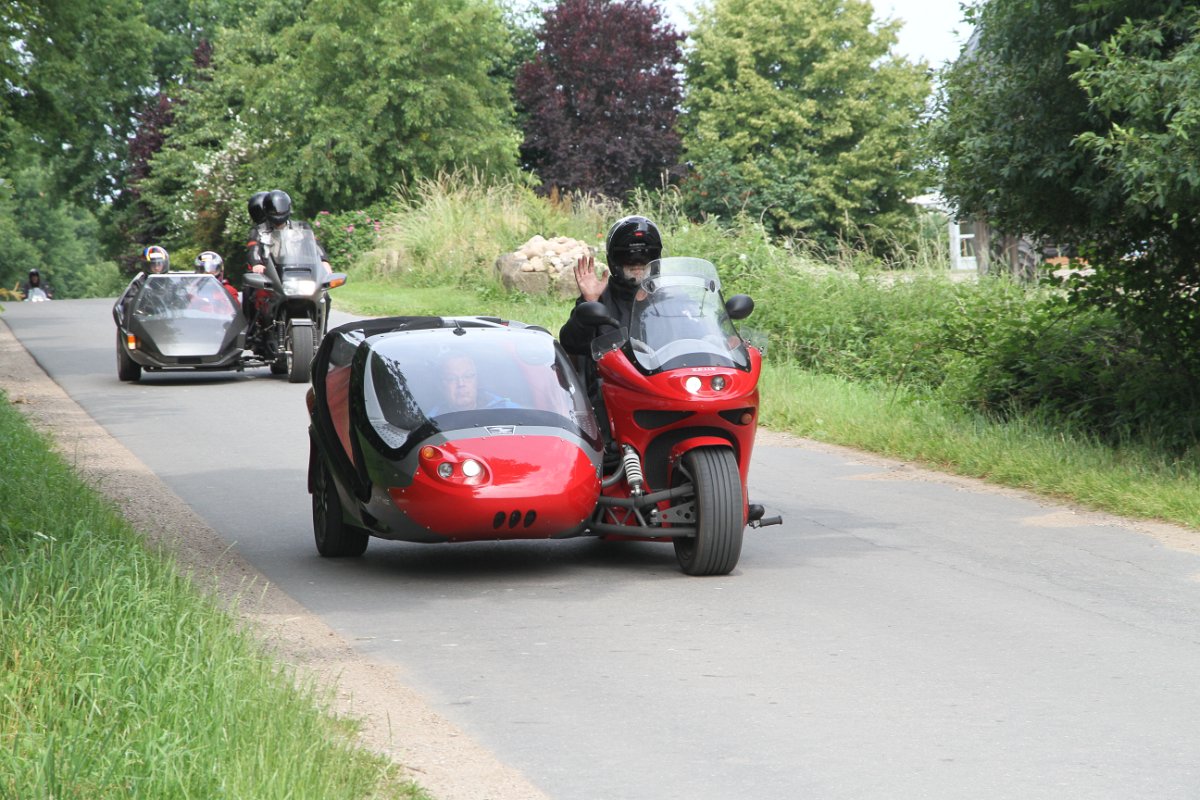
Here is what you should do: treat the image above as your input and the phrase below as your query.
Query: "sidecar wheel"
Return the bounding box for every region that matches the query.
[673,447,743,576]
[116,332,141,382]
[287,322,314,383]
[312,460,368,557]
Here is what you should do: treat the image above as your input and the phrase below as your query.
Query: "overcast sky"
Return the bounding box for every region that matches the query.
[659,0,973,67]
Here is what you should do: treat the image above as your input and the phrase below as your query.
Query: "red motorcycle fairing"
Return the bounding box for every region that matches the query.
[386,433,599,541]
[595,343,762,496]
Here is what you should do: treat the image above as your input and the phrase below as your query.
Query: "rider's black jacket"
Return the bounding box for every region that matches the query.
[558,279,638,435]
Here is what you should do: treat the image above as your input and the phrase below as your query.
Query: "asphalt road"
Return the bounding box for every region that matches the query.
[6,298,1200,799]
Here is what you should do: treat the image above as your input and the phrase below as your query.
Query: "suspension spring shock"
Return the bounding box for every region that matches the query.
[622,445,644,496]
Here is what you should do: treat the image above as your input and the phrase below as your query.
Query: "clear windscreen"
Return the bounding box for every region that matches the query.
[132,274,237,321]
[271,226,324,269]
[360,326,599,451]
[626,257,749,372]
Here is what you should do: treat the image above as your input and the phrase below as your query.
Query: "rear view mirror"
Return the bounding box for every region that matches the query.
[725,294,754,321]
[242,273,268,291]
[573,301,619,328]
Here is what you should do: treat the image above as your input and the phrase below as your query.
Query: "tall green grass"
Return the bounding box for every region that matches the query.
[0,398,425,799]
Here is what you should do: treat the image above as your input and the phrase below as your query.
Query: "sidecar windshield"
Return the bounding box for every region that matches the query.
[132,274,237,321]
[626,257,749,373]
[357,324,600,453]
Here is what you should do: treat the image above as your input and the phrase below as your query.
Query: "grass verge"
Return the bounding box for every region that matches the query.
[0,395,427,799]
[336,282,1200,532]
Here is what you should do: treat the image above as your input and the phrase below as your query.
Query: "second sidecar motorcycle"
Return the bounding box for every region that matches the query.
[113,270,247,382]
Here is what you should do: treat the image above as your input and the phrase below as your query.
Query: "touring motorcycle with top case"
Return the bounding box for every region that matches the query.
[242,224,346,383]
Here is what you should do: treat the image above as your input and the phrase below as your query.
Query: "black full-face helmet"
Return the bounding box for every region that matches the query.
[248,191,269,225]
[28,268,41,283]
[605,215,662,287]
[264,189,292,226]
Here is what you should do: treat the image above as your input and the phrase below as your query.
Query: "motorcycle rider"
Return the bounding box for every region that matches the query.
[559,215,662,446]
[20,268,54,300]
[243,190,332,337]
[246,190,331,276]
[194,250,238,301]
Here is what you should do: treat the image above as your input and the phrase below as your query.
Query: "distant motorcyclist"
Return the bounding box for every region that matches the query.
[20,268,54,300]
[194,250,238,301]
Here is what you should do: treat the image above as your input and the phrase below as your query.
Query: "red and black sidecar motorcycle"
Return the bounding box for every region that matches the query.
[572,256,781,576]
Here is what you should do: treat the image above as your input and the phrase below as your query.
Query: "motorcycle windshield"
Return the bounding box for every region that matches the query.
[626,257,750,373]
[270,227,323,296]
[130,274,239,356]
[271,226,324,269]
[361,325,600,453]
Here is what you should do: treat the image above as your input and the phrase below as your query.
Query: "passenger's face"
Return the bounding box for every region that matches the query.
[442,357,478,411]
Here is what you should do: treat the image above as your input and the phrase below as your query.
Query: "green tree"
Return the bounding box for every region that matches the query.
[933,0,1200,367]
[680,0,930,248]
[146,0,521,261]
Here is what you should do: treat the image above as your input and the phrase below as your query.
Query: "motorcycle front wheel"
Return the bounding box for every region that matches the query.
[672,447,744,576]
[286,321,314,383]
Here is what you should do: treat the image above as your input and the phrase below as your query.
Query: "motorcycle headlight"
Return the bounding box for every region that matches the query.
[282,278,318,296]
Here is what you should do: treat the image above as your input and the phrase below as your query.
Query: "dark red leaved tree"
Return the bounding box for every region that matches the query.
[515,0,684,198]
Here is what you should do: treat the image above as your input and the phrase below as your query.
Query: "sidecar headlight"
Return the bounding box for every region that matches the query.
[711,375,727,391]
[437,462,454,478]
[461,459,482,478]
[282,277,317,296]
[684,376,702,394]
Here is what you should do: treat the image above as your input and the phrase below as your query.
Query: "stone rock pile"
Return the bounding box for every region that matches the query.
[494,235,599,298]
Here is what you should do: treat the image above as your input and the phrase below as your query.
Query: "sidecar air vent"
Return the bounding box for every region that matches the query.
[508,510,521,528]
[492,511,505,529]
[634,409,693,430]
[523,510,537,528]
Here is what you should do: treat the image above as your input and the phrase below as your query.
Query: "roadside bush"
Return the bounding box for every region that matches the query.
[939,293,1200,450]
[312,203,394,269]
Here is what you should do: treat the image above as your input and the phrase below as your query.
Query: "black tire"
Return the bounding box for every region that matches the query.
[287,321,314,383]
[672,447,744,576]
[312,459,368,557]
[116,332,141,382]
